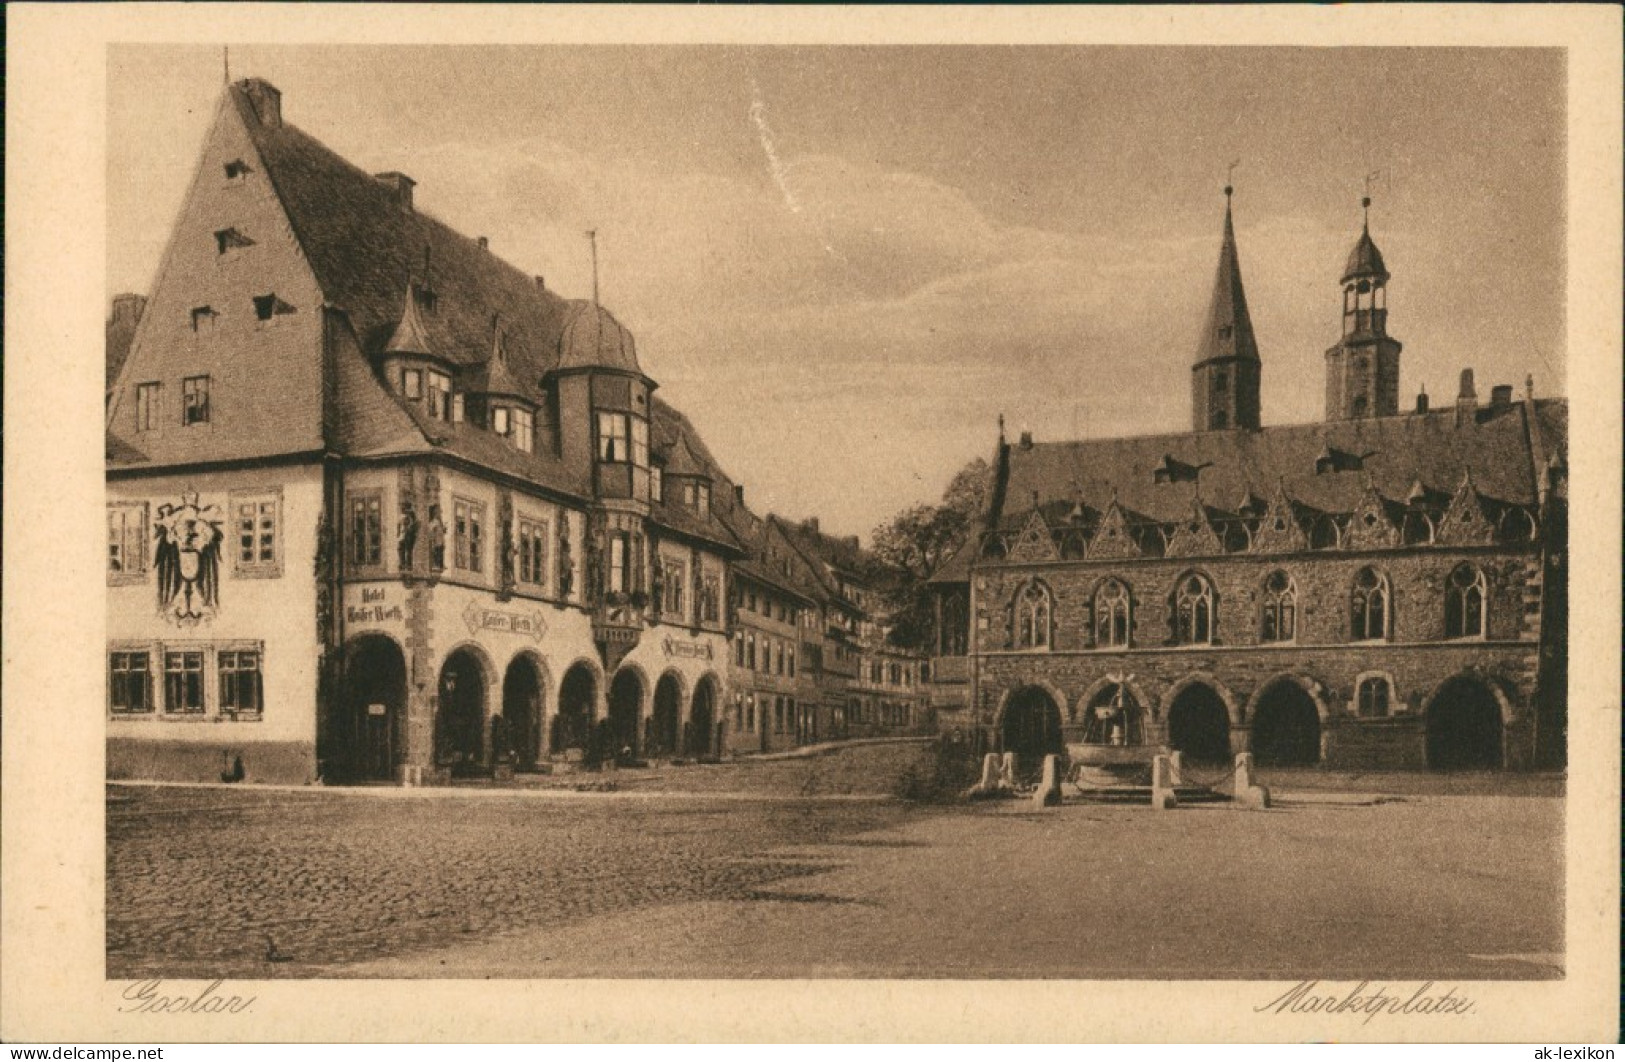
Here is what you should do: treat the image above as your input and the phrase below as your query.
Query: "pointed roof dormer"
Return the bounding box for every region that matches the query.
[472,316,530,402]
[384,277,439,360]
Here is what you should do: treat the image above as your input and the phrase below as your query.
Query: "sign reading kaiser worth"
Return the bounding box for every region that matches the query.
[463,602,547,642]
[345,585,403,626]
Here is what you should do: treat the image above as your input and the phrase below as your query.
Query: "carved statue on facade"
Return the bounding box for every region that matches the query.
[426,504,446,572]
[396,502,419,573]
[557,521,575,599]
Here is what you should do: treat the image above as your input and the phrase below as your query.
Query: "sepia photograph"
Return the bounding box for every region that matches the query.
[3,3,1620,1045]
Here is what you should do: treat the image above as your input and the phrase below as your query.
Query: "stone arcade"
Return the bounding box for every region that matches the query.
[928,189,1568,773]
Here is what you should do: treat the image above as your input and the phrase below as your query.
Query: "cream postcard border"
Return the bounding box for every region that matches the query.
[3,2,1619,1044]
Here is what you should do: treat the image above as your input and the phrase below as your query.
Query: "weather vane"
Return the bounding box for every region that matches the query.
[1225,158,1241,197]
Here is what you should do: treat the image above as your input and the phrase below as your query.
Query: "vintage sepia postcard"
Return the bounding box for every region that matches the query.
[3,2,1620,1045]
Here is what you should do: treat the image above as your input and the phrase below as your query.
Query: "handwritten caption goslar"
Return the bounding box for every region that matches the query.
[1256,980,1474,1024]
[120,980,256,1015]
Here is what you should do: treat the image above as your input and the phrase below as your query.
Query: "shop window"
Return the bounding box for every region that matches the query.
[1014,581,1052,650]
[1350,567,1390,641]
[163,650,206,715]
[108,502,149,577]
[1173,572,1215,645]
[109,651,154,715]
[1444,563,1487,638]
[453,499,485,573]
[232,491,280,575]
[1260,570,1296,643]
[218,649,264,719]
[135,382,161,432]
[348,492,383,569]
[518,518,549,586]
[182,375,211,426]
[1093,578,1131,647]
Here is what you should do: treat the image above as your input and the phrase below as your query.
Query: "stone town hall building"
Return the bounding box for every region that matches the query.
[928,188,1568,772]
[104,78,927,785]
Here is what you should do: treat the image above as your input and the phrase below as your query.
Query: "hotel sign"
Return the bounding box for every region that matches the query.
[463,602,546,642]
[346,586,403,626]
[661,637,714,661]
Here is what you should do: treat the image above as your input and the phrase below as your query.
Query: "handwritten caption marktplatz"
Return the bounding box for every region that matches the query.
[1255,981,1475,1024]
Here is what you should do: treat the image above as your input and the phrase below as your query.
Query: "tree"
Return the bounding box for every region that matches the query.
[871,457,991,650]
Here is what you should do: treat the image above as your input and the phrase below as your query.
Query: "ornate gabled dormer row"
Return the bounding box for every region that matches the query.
[984,471,1536,564]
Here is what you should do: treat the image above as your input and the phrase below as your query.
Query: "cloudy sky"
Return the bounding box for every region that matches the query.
[108,45,1565,541]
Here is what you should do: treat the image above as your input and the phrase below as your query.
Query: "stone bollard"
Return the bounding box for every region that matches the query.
[966,752,1002,798]
[1235,752,1271,809]
[1032,754,1063,808]
[1151,754,1178,810]
[998,752,1018,790]
[1168,750,1184,786]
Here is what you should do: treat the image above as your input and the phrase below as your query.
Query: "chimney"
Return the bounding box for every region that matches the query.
[477,236,489,251]
[1018,430,1034,451]
[373,172,414,213]
[1414,388,1429,414]
[238,79,282,129]
[534,276,546,291]
[1525,374,1535,401]
[109,293,147,326]
[734,484,744,506]
[803,517,820,534]
[1455,368,1478,426]
[1490,384,1513,409]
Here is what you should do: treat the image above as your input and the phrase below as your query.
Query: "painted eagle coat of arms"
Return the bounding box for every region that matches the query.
[154,491,224,625]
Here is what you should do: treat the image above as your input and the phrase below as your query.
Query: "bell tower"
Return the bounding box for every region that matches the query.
[1191,185,1262,431]
[1325,196,1402,420]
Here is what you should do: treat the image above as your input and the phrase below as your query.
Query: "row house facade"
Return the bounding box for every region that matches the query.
[928,190,1568,772]
[106,78,894,785]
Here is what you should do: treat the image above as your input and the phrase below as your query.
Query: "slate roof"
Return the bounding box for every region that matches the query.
[1342,223,1390,284]
[990,400,1566,534]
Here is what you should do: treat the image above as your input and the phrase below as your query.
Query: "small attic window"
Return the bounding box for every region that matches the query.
[412,282,438,314]
[214,228,255,255]
[1217,325,1233,340]
[224,159,251,181]
[252,294,296,322]
[190,306,218,333]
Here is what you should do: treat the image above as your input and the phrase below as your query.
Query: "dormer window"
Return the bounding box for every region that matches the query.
[683,481,711,516]
[252,294,296,322]
[182,375,211,426]
[214,228,255,255]
[425,370,453,421]
[512,407,532,452]
[492,407,510,436]
[224,159,252,181]
[190,306,218,333]
[402,368,423,399]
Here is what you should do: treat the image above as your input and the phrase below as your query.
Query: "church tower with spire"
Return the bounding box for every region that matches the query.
[1191,185,1262,431]
[1324,196,1402,420]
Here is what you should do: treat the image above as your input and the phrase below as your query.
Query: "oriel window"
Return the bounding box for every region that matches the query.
[348,493,383,569]
[182,375,211,426]
[597,413,630,462]
[454,499,484,573]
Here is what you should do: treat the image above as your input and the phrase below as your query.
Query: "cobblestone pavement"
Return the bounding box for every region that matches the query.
[107,785,922,979]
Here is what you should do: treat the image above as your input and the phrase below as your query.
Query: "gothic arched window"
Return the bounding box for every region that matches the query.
[1014,581,1052,650]
[1093,578,1131,648]
[1261,570,1296,643]
[1173,572,1215,645]
[1444,563,1487,638]
[1350,567,1390,641]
